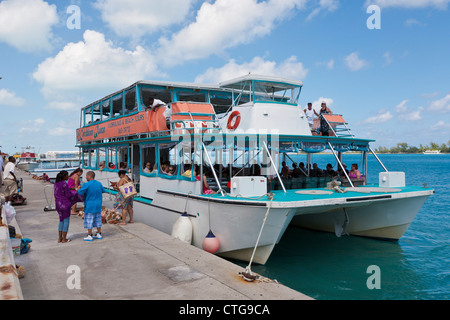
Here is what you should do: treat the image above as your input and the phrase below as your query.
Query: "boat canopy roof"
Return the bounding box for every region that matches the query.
[219,74,303,91]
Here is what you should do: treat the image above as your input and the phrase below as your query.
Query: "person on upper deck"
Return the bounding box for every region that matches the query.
[314,102,332,136]
[146,97,166,110]
[304,102,315,131]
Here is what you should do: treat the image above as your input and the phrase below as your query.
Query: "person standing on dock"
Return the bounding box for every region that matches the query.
[54,170,77,243]
[78,171,105,241]
[3,156,17,202]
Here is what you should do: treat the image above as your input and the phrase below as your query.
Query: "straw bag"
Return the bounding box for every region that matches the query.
[118,181,137,199]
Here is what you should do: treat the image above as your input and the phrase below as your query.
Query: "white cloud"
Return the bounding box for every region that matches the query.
[32,30,161,109]
[365,0,450,9]
[0,89,25,107]
[0,0,58,52]
[383,52,393,66]
[363,111,393,124]
[428,94,450,113]
[94,0,195,39]
[19,118,45,134]
[311,97,334,113]
[195,56,309,84]
[344,52,369,71]
[399,107,423,121]
[404,18,426,27]
[395,100,408,113]
[48,127,72,136]
[307,0,340,21]
[317,58,335,69]
[157,0,307,66]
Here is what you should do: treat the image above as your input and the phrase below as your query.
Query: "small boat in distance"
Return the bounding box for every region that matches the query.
[30,151,81,180]
[423,150,441,154]
[16,147,39,171]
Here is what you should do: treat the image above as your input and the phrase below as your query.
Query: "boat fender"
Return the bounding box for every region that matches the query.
[202,230,220,254]
[227,111,241,130]
[171,213,193,244]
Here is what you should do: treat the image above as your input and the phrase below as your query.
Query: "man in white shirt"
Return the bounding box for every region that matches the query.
[3,156,17,201]
[145,97,172,124]
[304,102,315,131]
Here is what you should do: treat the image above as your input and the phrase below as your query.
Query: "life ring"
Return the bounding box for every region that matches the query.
[227,111,241,130]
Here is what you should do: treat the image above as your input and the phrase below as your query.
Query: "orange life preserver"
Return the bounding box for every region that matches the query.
[227,111,241,130]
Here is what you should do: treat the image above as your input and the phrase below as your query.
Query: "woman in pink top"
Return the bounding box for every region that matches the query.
[349,163,361,179]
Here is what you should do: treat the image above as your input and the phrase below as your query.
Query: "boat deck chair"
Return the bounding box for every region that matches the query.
[170,102,218,134]
[322,114,354,138]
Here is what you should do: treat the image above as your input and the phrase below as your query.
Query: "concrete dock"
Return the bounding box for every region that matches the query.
[2,169,312,301]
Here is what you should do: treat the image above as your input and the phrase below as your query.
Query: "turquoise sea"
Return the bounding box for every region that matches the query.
[234,154,449,300]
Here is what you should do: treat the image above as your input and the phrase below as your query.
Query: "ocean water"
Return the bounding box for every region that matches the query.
[235,154,450,300]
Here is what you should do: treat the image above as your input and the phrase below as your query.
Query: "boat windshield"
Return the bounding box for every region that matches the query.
[253,81,301,105]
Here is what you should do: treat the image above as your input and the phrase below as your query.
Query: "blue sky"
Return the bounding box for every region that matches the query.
[0,0,449,155]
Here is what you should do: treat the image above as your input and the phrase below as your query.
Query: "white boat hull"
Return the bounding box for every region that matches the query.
[128,190,294,265]
[290,191,431,240]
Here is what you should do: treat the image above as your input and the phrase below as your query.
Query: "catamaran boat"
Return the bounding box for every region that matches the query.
[30,151,81,179]
[75,74,434,264]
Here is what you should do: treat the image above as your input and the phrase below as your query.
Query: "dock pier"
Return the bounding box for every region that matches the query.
[1,169,312,301]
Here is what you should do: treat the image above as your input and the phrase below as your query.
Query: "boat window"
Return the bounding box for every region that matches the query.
[102,99,111,121]
[253,81,300,105]
[107,147,117,170]
[87,148,97,169]
[98,148,106,171]
[112,94,123,118]
[117,146,129,170]
[141,144,157,175]
[210,91,233,114]
[140,86,172,108]
[93,103,101,122]
[177,91,206,103]
[82,149,89,168]
[159,142,179,176]
[84,106,93,125]
[124,88,137,114]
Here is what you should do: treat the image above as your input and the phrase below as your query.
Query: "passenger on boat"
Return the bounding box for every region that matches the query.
[337,163,349,177]
[146,97,166,110]
[280,161,290,178]
[196,165,215,195]
[108,162,115,169]
[298,162,308,176]
[119,162,127,170]
[143,162,154,173]
[324,163,337,178]
[167,165,176,176]
[182,163,192,178]
[99,161,105,171]
[314,102,332,136]
[310,163,323,177]
[113,170,134,225]
[349,163,362,179]
[291,162,301,178]
[304,102,316,131]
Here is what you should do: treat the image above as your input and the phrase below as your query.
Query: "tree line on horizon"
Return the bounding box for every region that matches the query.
[375,141,450,154]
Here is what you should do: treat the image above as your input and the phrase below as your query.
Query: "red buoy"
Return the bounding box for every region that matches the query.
[202,230,220,254]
